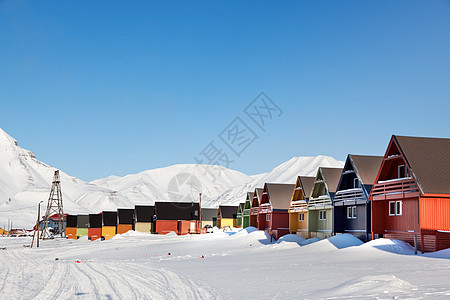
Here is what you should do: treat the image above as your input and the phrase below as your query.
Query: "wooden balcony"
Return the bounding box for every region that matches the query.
[259,204,272,214]
[371,178,420,201]
[243,208,250,215]
[250,207,259,215]
[308,195,332,208]
[334,188,365,202]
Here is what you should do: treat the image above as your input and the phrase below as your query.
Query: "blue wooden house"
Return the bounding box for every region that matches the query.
[333,154,382,242]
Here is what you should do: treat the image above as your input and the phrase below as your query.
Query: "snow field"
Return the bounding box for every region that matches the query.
[1,231,450,299]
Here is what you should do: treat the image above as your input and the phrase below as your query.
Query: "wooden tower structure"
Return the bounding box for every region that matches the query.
[41,170,65,239]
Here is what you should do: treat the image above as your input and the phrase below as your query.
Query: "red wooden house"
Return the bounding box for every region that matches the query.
[370,135,450,252]
[258,183,295,240]
[250,188,263,228]
[154,202,200,235]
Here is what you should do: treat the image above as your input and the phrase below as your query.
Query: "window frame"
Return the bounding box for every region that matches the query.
[398,165,405,178]
[319,210,327,220]
[389,201,396,216]
[266,214,271,222]
[298,213,304,222]
[396,200,402,216]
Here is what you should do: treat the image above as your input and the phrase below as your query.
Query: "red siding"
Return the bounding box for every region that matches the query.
[154,220,178,234]
[420,196,450,232]
[436,231,450,251]
[178,221,201,235]
[385,232,436,252]
[88,228,102,241]
[372,197,420,234]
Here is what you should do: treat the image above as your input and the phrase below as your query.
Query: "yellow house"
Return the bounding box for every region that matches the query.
[288,176,315,238]
[217,205,238,228]
[0,227,6,235]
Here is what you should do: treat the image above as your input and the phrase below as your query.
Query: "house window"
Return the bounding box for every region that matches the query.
[389,201,402,216]
[353,178,359,188]
[319,210,326,220]
[396,201,402,215]
[298,213,304,222]
[398,165,405,178]
[266,214,271,222]
[347,206,357,219]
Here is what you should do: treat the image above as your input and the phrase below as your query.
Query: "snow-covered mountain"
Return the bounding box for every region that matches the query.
[206,156,344,207]
[0,128,343,228]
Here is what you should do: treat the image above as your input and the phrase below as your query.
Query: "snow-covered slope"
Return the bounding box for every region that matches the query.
[91,164,252,206]
[208,156,344,207]
[0,129,134,228]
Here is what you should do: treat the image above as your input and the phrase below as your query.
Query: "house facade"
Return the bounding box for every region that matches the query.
[250,188,263,228]
[334,155,382,242]
[243,191,254,228]
[308,167,343,239]
[217,205,238,228]
[288,176,315,238]
[370,135,450,252]
[258,183,296,240]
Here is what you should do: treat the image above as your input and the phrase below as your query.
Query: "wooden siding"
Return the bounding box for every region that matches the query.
[88,228,102,241]
[289,211,308,235]
[135,222,152,233]
[436,231,450,251]
[308,207,333,239]
[102,226,116,240]
[154,220,178,234]
[385,232,436,253]
[420,196,450,232]
[217,218,234,228]
[65,227,77,240]
[76,228,88,237]
[117,224,133,234]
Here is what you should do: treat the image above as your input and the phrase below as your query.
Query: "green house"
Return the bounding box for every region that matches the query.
[242,191,254,228]
[236,203,245,227]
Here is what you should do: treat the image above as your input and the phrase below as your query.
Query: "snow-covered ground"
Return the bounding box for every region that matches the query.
[1,230,449,299]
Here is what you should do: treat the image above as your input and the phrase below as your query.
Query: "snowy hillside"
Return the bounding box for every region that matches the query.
[0,129,135,228]
[208,156,344,207]
[91,164,252,206]
[0,128,343,228]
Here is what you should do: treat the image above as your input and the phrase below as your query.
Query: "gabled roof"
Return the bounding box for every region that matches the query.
[237,203,245,213]
[394,135,450,194]
[251,188,263,207]
[320,167,344,194]
[350,155,383,186]
[299,176,315,200]
[218,205,238,219]
[247,192,255,201]
[200,208,217,221]
[262,183,296,210]
[155,202,200,221]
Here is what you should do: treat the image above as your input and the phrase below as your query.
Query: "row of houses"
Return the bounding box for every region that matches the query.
[237,135,450,253]
[62,135,450,253]
[64,202,231,240]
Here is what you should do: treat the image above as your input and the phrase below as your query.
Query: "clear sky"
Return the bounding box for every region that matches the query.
[1,0,449,182]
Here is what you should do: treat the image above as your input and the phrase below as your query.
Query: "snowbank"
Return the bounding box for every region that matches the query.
[276,234,306,244]
[361,238,415,255]
[327,233,364,249]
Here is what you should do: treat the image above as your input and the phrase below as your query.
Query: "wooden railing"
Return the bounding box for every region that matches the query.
[334,188,365,202]
[371,178,420,200]
[308,195,331,207]
[259,204,272,213]
[243,208,250,215]
[250,207,259,215]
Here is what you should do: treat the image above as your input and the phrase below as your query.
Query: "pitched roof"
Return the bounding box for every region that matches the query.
[219,205,238,218]
[155,202,200,221]
[247,192,255,201]
[395,135,450,194]
[265,183,296,210]
[320,167,344,193]
[134,205,155,222]
[299,176,315,199]
[238,203,244,213]
[251,188,263,207]
[350,155,383,185]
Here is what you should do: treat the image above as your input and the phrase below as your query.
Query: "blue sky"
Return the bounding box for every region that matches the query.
[1,0,449,182]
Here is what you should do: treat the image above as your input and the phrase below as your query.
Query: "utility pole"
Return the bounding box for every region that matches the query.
[41,170,65,239]
[31,201,43,248]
